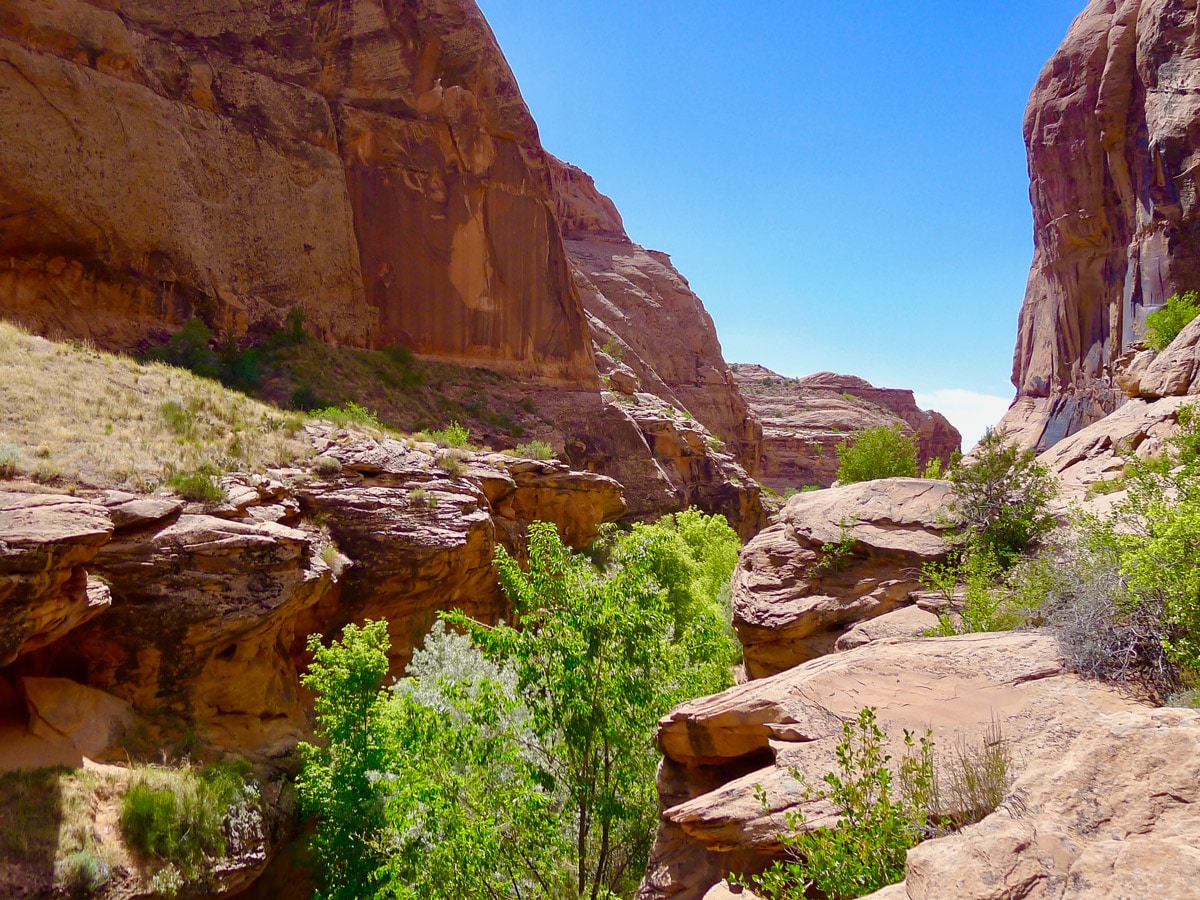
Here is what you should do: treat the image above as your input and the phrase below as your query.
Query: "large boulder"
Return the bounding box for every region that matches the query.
[638,633,1146,900]
[732,479,953,678]
[866,706,1200,900]
[1001,0,1200,450]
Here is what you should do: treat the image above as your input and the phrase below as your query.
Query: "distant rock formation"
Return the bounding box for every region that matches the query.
[731,365,960,490]
[1001,0,1200,449]
[550,156,764,472]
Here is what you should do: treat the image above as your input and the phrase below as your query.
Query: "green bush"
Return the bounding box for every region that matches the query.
[513,439,556,460]
[836,425,918,484]
[312,456,343,477]
[1142,290,1200,351]
[165,465,224,503]
[0,443,21,477]
[947,428,1056,567]
[744,708,933,900]
[58,850,111,898]
[119,763,249,871]
[427,420,470,448]
[311,402,385,431]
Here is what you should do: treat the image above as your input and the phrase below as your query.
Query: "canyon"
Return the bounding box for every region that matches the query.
[3,0,1200,898]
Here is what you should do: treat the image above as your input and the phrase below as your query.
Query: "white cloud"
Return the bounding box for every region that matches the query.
[915,389,1014,451]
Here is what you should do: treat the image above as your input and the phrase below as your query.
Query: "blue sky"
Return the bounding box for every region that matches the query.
[476,1,1085,444]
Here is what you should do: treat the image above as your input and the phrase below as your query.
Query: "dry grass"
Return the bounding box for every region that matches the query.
[0,322,310,492]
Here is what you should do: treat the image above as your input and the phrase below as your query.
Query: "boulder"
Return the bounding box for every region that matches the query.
[834,605,940,651]
[22,677,134,759]
[639,632,1146,900]
[0,491,113,665]
[731,366,961,492]
[1002,0,1200,450]
[732,479,953,677]
[869,707,1200,900]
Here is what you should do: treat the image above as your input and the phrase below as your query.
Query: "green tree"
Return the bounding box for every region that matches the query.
[836,425,918,484]
[947,428,1056,567]
[299,511,742,900]
[1142,290,1200,352]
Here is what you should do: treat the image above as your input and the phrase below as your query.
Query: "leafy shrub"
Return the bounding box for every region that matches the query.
[600,335,624,361]
[512,439,556,460]
[58,850,111,898]
[922,457,944,479]
[947,428,1056,567]
[745,708,932,900]
[836,425,918,484]
[312,456,342,477]
[427,420,470,448]
[435,452,466,477]
[0,443,21,477]
[407,487,436,509]
[1142,290,1200,351]
[311,402,384,431]
[165,465,225,503]
[159,400,193,436]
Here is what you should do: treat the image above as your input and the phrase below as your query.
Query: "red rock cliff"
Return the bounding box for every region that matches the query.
[548,156,763,470]
[0,0,596,384]
[1002,0,1200,448]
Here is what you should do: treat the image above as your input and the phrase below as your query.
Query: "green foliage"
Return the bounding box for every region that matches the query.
[58,850,111,898]
[311,401,385,430]
[0,442,20,477]
[816,518,858,575]
[927,549,1030,635]
[312,456,343,477]
[601,335,624,362]
[1142,290,1200,351]
[425,420,470,448]
[947,428,1057,567]
[299,512,742,900]
[435,452,467,477]
[119,763,251,871]
[164,464,224,503]
[745,709,932,900]
[835,425,918,484]
[512,439,556,460]
[922,457,944,479]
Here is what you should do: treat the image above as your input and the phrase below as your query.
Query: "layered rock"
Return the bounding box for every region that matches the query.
[732,479,954,678]
[731,366,960,491]
[638,632,1146,900]
[0,0,596,383]
[1002,0,1200,449]
[550,156,763,472]
[866,707,1200,900]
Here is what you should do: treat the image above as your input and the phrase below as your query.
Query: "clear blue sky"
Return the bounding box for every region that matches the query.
[476,1,1085,443]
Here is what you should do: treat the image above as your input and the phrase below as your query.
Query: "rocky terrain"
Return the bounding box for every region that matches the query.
[1001,0,1200,450]
[731,366,960,491]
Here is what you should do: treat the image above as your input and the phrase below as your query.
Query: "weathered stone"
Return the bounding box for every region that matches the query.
[731,367,961,492]
[101,491,184,531]
[1002,0,1200,450]
[834,605,940,651]
[22,677,134,759]
[732,479,953,677]
[0,491,113,665]
[640,633,1145,900]
[872,707,1200,900]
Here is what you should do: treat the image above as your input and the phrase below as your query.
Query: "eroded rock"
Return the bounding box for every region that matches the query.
[732,479,953,677]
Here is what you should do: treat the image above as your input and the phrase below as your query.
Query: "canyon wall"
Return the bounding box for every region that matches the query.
[0,0,596,383]
[1002,0,1200,448]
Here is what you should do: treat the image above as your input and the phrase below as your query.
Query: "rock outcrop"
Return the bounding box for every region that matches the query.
[1002,0,1200,449]
[0,0,596,383]
[731,366,960,491]
[732,479,954,678]
[550,156,763,472]
[638,632,1147,900]
[865,706,1200,900]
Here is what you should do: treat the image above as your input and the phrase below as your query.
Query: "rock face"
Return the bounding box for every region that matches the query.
[550,156,763,472]
[0,0,596,383]
[867,707,1200,900]
[637,632,1147,900]
[3,428,626,759]
[732,479,954,678]
[1002,0,1200,449]
[731,366,960,491]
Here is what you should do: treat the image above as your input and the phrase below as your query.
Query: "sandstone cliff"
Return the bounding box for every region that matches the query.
[1002,0,1200,448]
[0,0,596,384]
[732,366,960,490]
